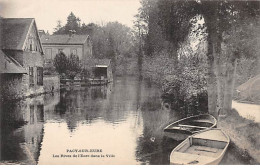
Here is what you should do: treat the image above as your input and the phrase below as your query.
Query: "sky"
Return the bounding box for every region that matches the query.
[0,0,141,34]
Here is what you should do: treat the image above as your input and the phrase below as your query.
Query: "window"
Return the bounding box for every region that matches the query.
[29,67,34,86]
[29,39,34,51]
[37,105,44,121]
[30,43,33,51]
[71,48,77,55]
[37,67,43,85]
[45,48,52,60]
[30,105,34,124]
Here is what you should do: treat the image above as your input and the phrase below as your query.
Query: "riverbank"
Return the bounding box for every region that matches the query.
[218,108,260,164]
[141,62,260,164]
[0,75,59,103]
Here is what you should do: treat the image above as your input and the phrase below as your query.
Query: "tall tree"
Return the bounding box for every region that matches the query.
[157,0,198,64]
[64,12,81,33]
[81,23,97,36]
[53,20,65,35]
[221,16,260,114]
[139,0,260,118]
[53,12,81,35]
[199,0,260,116]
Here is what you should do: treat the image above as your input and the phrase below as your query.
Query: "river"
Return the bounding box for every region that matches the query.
[0,76,253,165]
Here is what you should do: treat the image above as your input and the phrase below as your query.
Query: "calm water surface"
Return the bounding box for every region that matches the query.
[0,76,253,165]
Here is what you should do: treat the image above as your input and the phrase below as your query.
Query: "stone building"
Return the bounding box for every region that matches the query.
[0,18,44,100]
[40,33,92,67]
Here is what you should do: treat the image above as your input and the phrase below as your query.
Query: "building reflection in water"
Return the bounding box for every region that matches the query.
[50,85,112,132]
[1,95,46,164]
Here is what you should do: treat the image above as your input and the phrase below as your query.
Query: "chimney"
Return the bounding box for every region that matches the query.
[38,30,46,37]
[69,30,76,37]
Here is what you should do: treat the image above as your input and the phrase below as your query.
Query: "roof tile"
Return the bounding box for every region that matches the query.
[2,18,34,50]
[87,59,111,67]
[41,34,88,45]
[0,50,27,74]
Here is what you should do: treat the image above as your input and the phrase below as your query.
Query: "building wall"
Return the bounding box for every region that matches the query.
[83,39,93,68]
[0,19,45,102]
[23,51,43,67]
[22,51,44,96]
[24,21,43,54]
[1,27,44,100]
[42,44,83,61]
[0,50,44,99]
[84,44,92,59]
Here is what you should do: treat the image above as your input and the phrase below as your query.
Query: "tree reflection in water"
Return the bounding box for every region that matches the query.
[0,76,250,165]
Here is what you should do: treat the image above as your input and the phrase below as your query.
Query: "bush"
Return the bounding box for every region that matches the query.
[142,45,208,113]
[53,52,67,75]
[66,54,81,79]
[53,52,82,79]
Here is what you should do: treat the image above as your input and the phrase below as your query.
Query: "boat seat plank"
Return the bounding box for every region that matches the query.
[193,129,228,142]
[193,119,213,123]
[170,126,192,130]
[178,124,208,129]
[170,151,214,165]
[193,138,227,149]
[185,145,222,157]
[195,146,218,153]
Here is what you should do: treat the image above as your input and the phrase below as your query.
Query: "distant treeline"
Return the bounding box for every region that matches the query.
[53,12,137,66]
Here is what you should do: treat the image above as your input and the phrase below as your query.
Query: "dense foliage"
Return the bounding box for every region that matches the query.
[136,0,260,115]
[53,52,81,79]
[53,52,67,76]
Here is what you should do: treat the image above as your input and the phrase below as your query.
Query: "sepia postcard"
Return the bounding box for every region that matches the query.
[0,0,259,166]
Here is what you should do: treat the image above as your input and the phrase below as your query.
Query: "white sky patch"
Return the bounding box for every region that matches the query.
[190,15,206,50]
[0,0,141,34]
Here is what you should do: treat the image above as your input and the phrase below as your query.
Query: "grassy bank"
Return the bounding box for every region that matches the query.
[218,109,260,164]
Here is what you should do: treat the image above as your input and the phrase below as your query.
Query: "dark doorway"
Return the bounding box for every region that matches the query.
[93,67,107,79]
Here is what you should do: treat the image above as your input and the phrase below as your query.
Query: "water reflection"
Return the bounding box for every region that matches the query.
[1,96,46,164]
[0,76,252,165]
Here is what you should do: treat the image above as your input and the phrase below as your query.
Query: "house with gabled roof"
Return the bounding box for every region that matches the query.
[40,33,92,67]
[0,18,44,100]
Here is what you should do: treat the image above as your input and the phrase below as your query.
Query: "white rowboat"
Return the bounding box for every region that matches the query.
[170,129,230,165]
